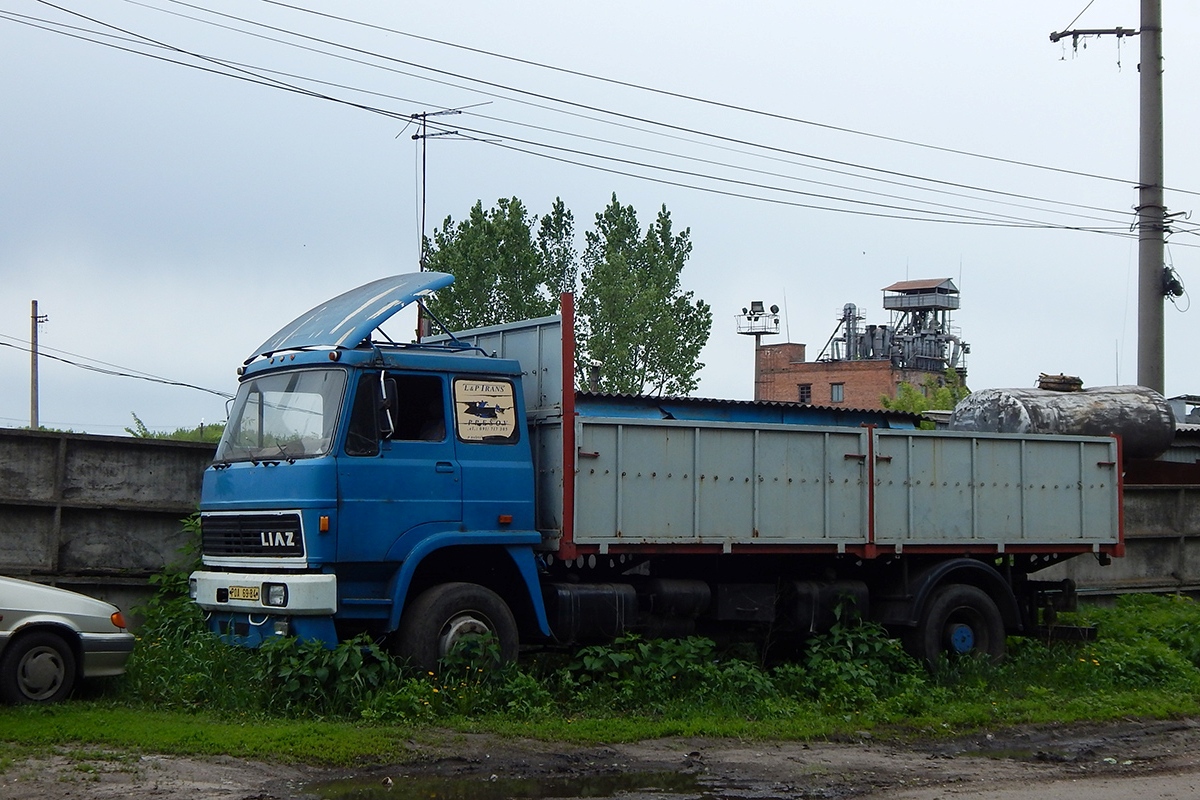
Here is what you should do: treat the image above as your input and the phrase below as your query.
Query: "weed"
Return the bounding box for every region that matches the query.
[256,635,402,718]
[775,603,924,712]
[83,565,1200,741]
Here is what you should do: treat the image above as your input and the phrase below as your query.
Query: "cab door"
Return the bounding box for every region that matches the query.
[335,372,461,563]
[450,376,536,533]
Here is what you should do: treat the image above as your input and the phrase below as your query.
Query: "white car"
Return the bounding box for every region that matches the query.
[0,576,135,704]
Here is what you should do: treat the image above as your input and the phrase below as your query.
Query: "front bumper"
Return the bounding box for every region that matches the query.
[189,571,337,615]
[80,632,136,678]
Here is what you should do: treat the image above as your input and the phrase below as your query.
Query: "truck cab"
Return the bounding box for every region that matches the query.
[189,273,551,661]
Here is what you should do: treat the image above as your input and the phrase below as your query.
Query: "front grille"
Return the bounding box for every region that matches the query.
[202,513,305,558]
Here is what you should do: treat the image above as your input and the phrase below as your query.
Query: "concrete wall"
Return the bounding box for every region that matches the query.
[0,428,214,615]
[1042,485,1200,598]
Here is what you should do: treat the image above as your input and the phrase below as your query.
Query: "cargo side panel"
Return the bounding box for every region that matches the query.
[872,430,1120,546]
[754,428,869,541]
[573,419,871,547]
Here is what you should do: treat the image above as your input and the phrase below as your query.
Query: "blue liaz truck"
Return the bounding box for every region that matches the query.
[190,273,1124,670]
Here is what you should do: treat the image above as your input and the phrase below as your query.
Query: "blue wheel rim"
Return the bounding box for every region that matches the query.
[948,623,975,654]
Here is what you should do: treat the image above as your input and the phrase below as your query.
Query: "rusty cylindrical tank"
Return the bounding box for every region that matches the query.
[949,385,1175,460]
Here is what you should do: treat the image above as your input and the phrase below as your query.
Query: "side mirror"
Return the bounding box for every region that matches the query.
[378,374,397,439]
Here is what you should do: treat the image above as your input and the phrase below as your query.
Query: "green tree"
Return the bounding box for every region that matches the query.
[423,197,576,331]
[881,370,971,428]
[577,195,712,396]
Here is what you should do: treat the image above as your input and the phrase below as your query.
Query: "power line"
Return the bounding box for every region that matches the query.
[0,338,233,398]
[255,0,1167,192]
[94,1,1200,204]
[1061,1,1099,35]
[0,9,399,112]
[471,134,1146,236]
[9,2,1198,239]
[425,118,1136,232]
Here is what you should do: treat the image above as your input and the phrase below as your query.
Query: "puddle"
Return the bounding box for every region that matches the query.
[316,770,705,800]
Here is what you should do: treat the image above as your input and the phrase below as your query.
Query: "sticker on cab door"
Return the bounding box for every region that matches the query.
[453,379,518,443]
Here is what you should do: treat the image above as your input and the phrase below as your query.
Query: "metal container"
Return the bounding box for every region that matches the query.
[949,385,1175,460]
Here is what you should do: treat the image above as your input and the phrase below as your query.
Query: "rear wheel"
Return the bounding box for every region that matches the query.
[0,631,77,704]
[905,584,1005,669]
[395,582,518,673]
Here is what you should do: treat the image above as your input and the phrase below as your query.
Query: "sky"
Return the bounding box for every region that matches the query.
[1,1,1197,436]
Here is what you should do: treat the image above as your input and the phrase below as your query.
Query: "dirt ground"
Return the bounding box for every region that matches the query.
[4,718,1200,799]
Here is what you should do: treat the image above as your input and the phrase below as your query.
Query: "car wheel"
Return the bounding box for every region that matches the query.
[395,582,518,674]
[0,631,78,704]
[904,584,1006,670]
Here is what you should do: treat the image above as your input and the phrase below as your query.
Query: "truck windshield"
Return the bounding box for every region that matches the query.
[216,369,347,462]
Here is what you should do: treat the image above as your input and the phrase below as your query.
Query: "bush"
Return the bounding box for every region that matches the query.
[116,558,1200,730]
[774,605,924,711]
[256,635,402,718]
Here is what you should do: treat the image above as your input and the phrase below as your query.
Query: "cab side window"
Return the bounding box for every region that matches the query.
[345,373,447,455]
[391,375,447,441]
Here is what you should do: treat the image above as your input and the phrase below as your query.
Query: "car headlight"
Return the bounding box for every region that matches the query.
[263,583,288,607]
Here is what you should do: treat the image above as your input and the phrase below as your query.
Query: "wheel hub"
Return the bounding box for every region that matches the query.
[18,647,65,700]
[947,623,975,654]
[438,613,491,658]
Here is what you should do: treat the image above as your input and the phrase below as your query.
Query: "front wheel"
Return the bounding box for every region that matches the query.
[0,631,78,704]
[394,582,518,673]
[904,584,1005,669]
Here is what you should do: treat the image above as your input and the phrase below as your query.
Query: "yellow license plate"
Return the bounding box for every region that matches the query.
[228,585,260,602]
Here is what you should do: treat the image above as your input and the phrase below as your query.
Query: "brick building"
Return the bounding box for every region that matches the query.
[747,279,968,410]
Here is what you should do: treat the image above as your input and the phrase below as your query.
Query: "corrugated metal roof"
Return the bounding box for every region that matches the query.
[576,391,924,427]
[882,278,958,293]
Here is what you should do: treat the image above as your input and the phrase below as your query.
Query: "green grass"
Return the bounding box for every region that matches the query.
[0,705,418,766]
[3,588,1200,768]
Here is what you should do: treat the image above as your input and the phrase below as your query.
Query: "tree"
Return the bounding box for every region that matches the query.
[423,193,712,397]
[576,195,712,396]
[422,197,576,331]
[880,370,971,429]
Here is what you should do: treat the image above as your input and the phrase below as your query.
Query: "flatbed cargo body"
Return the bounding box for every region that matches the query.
[449,300,1122,563]
[564,419,1120,556]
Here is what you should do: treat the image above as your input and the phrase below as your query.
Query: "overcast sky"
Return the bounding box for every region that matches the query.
[2,1,1197,435]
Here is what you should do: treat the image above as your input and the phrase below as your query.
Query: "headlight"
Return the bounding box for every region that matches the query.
[263,583,288,607]
[188,578,198,599]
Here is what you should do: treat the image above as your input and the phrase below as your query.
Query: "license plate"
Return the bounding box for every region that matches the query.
[228,585,260,602]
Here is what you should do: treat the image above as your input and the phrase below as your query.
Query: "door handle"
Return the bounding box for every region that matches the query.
[435,461,455,473]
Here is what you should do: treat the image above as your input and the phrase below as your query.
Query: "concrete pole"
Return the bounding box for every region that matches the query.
[1136,0,1164,393]
[30,300,40,430]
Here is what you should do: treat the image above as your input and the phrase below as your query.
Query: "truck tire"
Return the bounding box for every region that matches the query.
[395,582,518,673]
[0,630,77,704]
[905,584,1005,669]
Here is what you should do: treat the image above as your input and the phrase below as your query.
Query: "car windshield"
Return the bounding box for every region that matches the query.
[216,368,347,462]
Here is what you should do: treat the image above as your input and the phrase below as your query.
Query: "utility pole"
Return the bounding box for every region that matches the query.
[30,300,48,429]
[1136,0,1165,393]
[410,108,461,339]
[1050,0,1166,393]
